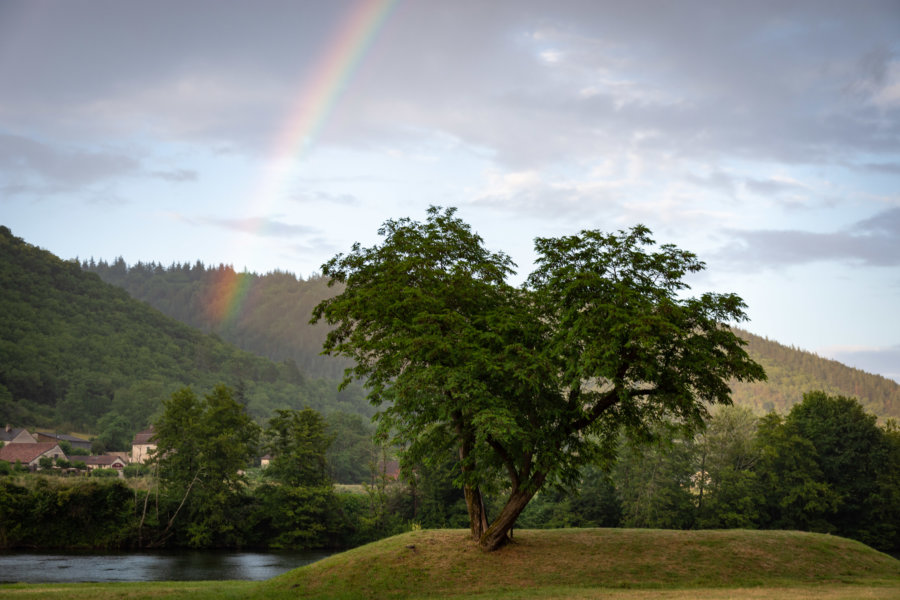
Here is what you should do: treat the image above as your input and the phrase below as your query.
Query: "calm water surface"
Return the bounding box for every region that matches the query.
[0,550,332,583]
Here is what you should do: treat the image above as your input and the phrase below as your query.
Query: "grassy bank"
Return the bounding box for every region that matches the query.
[2,529,898,599]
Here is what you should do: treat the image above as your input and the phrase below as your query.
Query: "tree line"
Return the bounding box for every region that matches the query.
[3,387,896,554]
[0,385,391,551]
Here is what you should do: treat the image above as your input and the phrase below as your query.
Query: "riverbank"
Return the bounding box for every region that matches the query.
[3,528,899,599]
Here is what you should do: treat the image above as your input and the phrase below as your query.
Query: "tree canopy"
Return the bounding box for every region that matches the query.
[151,385,260,547]
[313,206,766,551]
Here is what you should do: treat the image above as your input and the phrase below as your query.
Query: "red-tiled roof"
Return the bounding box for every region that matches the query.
[0,442,65,464]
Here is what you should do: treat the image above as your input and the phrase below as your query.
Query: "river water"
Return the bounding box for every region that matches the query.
[0,550,332,583]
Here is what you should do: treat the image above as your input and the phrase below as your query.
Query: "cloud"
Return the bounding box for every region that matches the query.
[178,215,318,239]
[151,169,198,182]
[718,207,900,269]
[470,169,620,220]
[858,162,900,175]
[820,344,900,383]
[3,2,898,172]
[0,133,139,187]
[743,176,807,197]
[290,189,359,206]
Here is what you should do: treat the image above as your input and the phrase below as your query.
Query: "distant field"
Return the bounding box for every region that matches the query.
[2,528,898,599]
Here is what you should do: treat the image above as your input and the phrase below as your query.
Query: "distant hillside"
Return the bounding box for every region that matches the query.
[0,226,367,434]
[83,256,900,421]
[83,258,348,380]
[730,328,900,419]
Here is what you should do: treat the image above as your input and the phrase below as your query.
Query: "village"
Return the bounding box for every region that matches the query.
[0,424,158,475]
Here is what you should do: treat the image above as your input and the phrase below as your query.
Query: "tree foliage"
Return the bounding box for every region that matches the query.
[263,408,333,487]
[312,206,766,550]
[83,257,352,380]
[151,385,260,548]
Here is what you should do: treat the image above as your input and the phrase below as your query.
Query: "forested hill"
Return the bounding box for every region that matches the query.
[84,256,900,421]
[0,226,367,434]
[728,329,899,420]
[83,257,347,379]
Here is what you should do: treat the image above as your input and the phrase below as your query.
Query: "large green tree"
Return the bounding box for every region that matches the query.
[312,207,765,551]
[263,408,333,487]
[781,391,899,549]
[150,384,260,547]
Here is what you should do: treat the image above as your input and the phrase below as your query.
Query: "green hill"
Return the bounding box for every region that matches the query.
[82,258,347,380]
[0,226,367,434]
[4,529,897,599]
[730,329,900,419]
[260,529,900,599]
[83,258,900,420]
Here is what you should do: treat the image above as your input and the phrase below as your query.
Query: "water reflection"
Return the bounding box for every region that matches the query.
[0,550,332,583]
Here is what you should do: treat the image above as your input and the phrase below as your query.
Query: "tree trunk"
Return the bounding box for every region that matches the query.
[478,475,544,552]
[464,484,489,540]
[455,416,487,540]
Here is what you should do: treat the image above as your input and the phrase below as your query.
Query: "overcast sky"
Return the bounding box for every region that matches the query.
[2,0,899,382]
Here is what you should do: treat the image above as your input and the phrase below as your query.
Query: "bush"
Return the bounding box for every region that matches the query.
[123,463,150,478]
[90,468,119,478]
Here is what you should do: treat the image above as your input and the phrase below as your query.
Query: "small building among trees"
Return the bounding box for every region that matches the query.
[0,442,67,469]
[35,432,91,452]
[81,454,128,472]
[131,427,156,463]
[1,425,37,444]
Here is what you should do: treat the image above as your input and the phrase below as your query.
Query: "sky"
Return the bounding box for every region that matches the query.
[1,0,899,382]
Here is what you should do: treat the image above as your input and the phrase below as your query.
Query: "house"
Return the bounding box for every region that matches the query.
[107,451,131,464]
[81,454,128,472]
[131,427,156,463]
[0,442,67,468]
[260,454,272,468]
[35,432,92,452]
[0,425,37,444]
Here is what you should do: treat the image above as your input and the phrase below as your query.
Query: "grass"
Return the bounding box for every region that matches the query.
[1,529,898,599]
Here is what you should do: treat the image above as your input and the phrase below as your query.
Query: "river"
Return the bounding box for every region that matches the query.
[0,549,332,583]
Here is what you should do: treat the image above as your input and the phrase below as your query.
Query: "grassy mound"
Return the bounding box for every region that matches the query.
[257,528,900,599]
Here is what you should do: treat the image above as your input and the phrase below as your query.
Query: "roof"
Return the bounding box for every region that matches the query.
[82,455,127,467]
[36,432,91,446]
[132,428,156,445]
[0,427,34,443]
[0,442,65,464]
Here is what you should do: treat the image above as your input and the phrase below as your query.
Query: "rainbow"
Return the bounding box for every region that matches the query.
[209,0,397,328]
[253,0,398,211]
[204,266,255,327]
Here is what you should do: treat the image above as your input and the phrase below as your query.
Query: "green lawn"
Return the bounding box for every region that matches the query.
[2,529,898,599]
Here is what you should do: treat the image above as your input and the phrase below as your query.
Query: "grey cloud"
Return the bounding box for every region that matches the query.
[0,133,139,186]
[472,178,619,222]
[858,162,900,175]
[686,170,739,195]
[825,345,900,384]
[719,207,900,268]
[2,1,898,170]
[743,177,805,196]
[151,169,198,182]
[181,215,318,239]
[290,189,359,206]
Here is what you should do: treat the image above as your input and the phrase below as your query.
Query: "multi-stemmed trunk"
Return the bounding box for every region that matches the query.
[477,480,544,551]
